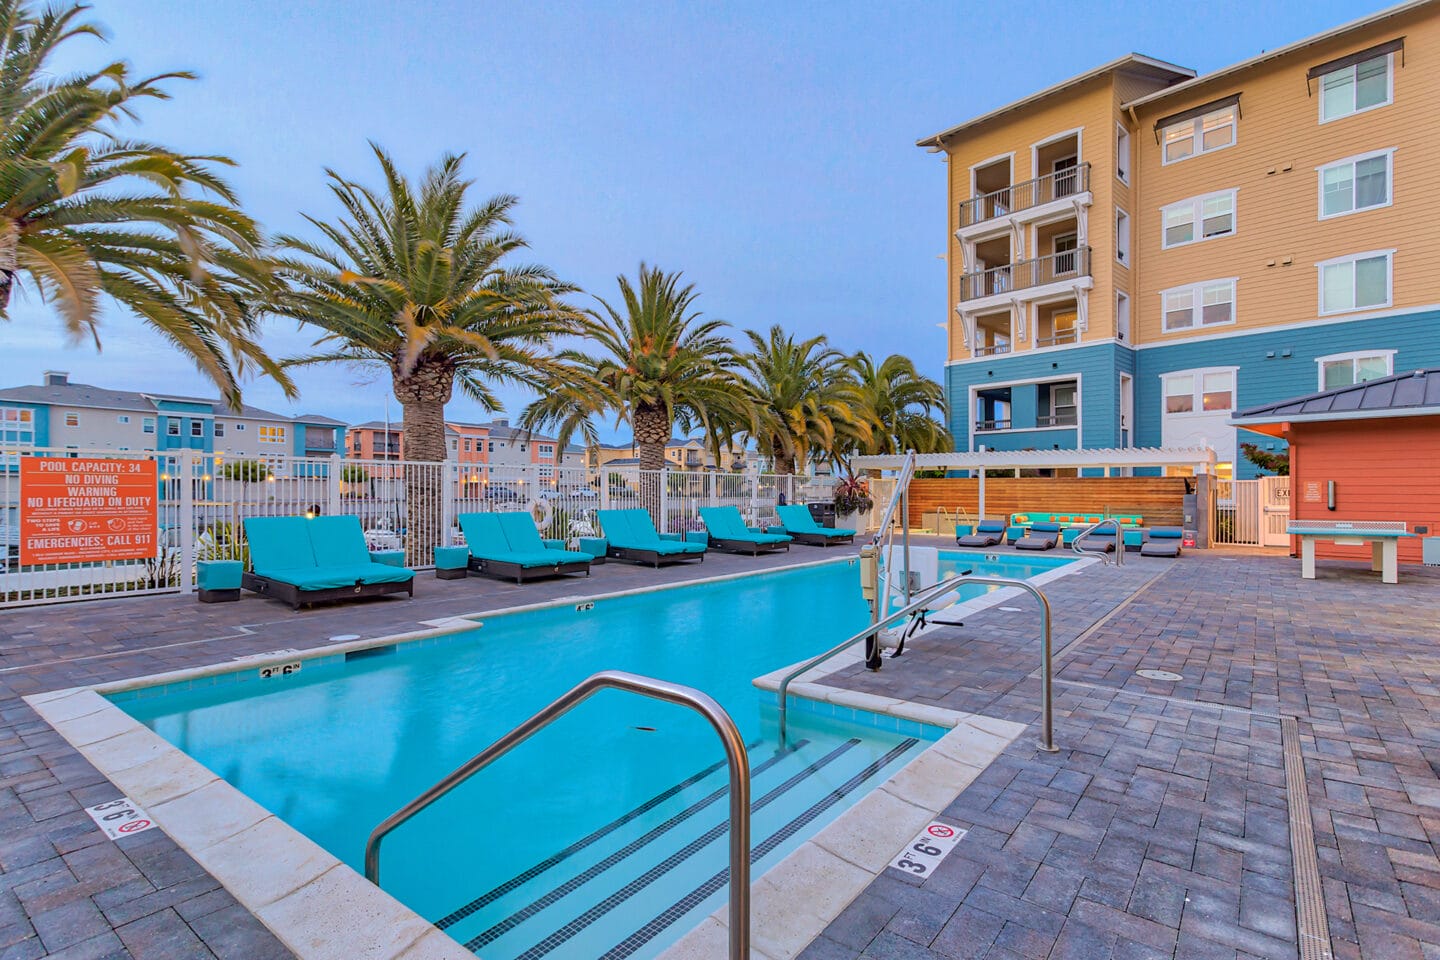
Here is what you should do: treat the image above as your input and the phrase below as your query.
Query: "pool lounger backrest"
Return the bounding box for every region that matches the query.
[624,509,664,544]
[1030,522,1061,533]
[1147,527,1184,539]
[306,515,372,567]
[976,519,1006,533]
[243,516,317,573]
[457,512,509,554]
[497,511,545,552]
[699,506,746,537]
[597,509,631,543]
[776,504,818,532]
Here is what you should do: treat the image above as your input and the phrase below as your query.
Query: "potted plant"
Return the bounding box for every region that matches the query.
[833,477,874,532]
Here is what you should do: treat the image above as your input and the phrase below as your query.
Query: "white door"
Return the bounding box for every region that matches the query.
[1118,375,1134,449]
[1260,476,1291,547]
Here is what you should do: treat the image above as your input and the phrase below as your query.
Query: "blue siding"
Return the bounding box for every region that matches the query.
[945,343,1132,452]
[1135,309,1440,477]
[973,427,1079,451]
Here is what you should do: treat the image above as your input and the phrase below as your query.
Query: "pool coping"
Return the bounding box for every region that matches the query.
[24,549,1082,960]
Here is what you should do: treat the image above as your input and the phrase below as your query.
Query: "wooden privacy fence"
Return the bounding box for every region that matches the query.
[905,477,1190,527]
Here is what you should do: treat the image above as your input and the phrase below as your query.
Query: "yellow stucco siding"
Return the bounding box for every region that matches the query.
[1131,5,1440,343]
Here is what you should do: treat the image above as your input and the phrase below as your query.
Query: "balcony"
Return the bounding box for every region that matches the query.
[959,246,1090,303]
[958,163,1091,230]
[1036,412,1078,427]
[974,418,1012,432]
[1036,331,1079,347]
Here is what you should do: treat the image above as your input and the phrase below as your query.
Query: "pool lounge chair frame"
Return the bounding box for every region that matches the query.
[597,509,708,569]
[698,506,792,556]
[1014,522,1061,551]
[241,571,414,611]
[466,555,591,585]
[1139,527,1184,558]
[707,534,790,556]
[773,505,855,548]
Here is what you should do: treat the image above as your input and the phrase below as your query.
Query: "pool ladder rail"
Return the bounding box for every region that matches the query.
[363,670,754,960]
[1071,517,1125,565]
[775,574,1057,753]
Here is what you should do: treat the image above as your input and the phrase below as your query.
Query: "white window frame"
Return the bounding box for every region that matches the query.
[1160,189,1237,249]
[1116,291,1131,342]
[1159,278,1238,333]
[142,417,156,435]
[1317,148,1394,220]
[190,420,203,438]
[214,422,224,438]
[166,420,180,436]
[1318,53,1393,124]
[258,425,287,444]
[1115,123,1131,184]
[1115,208,1130,265]
[1315,349,1395,390]
[64,412,79,427]
[1316,249,1394,316]
[1161,366,1238,418]
[117,415,130,424]
[1160,104,1237,165]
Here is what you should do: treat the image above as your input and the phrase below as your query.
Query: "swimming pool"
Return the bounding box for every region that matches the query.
[111,553,1073,959]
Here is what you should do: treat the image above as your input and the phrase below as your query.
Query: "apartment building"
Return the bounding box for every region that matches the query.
[0,371,345,473]
[349,418,580,471]
[922,0,1440,477]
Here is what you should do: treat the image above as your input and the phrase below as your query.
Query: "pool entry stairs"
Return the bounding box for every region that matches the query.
[430,732,920,959]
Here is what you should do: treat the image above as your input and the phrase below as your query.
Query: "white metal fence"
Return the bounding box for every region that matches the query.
[1212,477,1291,547]
[1,447,841,607]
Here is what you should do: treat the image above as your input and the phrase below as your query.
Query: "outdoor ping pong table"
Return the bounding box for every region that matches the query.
[1286,520,1415,585]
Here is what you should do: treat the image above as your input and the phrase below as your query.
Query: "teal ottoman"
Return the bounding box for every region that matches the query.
[577,537,608,564]
[1123,529,1145,551]
[370,550,406,567]
[684,530,708,545]
[1005,525,1025,544]
[434,545,469,580]
[197,559,242,603]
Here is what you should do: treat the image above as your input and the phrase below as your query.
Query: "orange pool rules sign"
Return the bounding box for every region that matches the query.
[20,458,158,565]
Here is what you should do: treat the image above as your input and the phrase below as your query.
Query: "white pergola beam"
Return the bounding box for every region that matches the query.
[852,446,1216,473]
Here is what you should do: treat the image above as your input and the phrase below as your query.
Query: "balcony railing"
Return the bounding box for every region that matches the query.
[959,246,1090,302]
[959,163,1091,229]
[974,343,1011,357]
[1036,413,1079,427]
[1036,330,1079,347]
[974,418,1011,432]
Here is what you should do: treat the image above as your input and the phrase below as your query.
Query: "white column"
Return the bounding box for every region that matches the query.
[326,455,342,516]
[1300,537,1316,579]
[178,450,195,595]
[978,467,987,520]
[660,468,671,532]
[1382,540,1398,584]
[441,459,457,546]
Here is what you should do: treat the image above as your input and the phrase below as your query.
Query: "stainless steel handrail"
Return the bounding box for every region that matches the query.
[363,670,752,960]
[777,575,1057,752]
[1072,517,1124,565]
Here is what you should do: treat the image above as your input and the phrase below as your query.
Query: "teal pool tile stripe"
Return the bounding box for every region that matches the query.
[778,693,946,741]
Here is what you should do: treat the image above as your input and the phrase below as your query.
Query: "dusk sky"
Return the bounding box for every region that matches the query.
[5,0,1378,440]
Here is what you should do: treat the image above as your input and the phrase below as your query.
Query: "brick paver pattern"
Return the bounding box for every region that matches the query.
[2,545,1438,959]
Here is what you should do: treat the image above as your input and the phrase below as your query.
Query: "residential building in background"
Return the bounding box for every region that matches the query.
[923,0,1440,477]
[0,371,346,475]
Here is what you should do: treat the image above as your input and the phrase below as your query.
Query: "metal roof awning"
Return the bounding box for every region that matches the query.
[852,446,1217,472]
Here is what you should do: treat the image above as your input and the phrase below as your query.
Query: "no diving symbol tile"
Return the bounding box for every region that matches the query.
[888,821,966,879]
[85,797,156,841]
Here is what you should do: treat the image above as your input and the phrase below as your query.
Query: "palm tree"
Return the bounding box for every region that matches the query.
[0,0,289,406]
[520,264,749,515]
[738,325,866,476]
[842,353,950,475]
[273,146,579,555]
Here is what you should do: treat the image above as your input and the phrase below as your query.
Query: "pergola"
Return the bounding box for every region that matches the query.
[851,446,1217,519]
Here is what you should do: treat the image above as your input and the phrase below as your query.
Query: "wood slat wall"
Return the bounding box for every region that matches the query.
[905,477,1189,527]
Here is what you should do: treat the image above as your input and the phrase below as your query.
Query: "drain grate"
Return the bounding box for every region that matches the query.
[1282,716,1334,960]
[1135,669,1183,682]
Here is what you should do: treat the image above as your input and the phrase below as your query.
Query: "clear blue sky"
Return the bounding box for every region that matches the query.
[4,0,1378,439]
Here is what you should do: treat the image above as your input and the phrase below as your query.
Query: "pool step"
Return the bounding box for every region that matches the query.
[439,735,921,959]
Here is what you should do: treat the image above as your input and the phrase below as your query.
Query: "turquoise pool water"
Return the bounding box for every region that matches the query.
[113,553,1072,959]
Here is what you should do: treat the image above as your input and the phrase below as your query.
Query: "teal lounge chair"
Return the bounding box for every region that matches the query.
[596,509,706,568]
[241,515,415,609]
[457,511,592,583]
[775,504,855,547]
[1014,521,1061,551]
[1140,527,1184,558]
[956,519,1005,547]
[697,506,791,555]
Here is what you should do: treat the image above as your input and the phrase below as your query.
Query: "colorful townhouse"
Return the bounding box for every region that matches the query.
[923,0,1440,478]
[0,371,346,475]
[348,418,582,490]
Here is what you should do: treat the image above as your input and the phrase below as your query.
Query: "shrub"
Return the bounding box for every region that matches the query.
[833,478,874,515]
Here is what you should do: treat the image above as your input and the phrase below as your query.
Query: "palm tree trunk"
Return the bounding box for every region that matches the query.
[393,363,453,562]
[771,439,797,477]
[633,402,671,526]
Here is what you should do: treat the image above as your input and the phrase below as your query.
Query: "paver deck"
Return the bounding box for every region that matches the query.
[2,544,1437,959]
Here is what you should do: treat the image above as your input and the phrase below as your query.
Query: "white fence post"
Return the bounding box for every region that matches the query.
[326,455,342,516]
[441,459,457,546]
[178,450,195,595]
[659,468,670,533]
